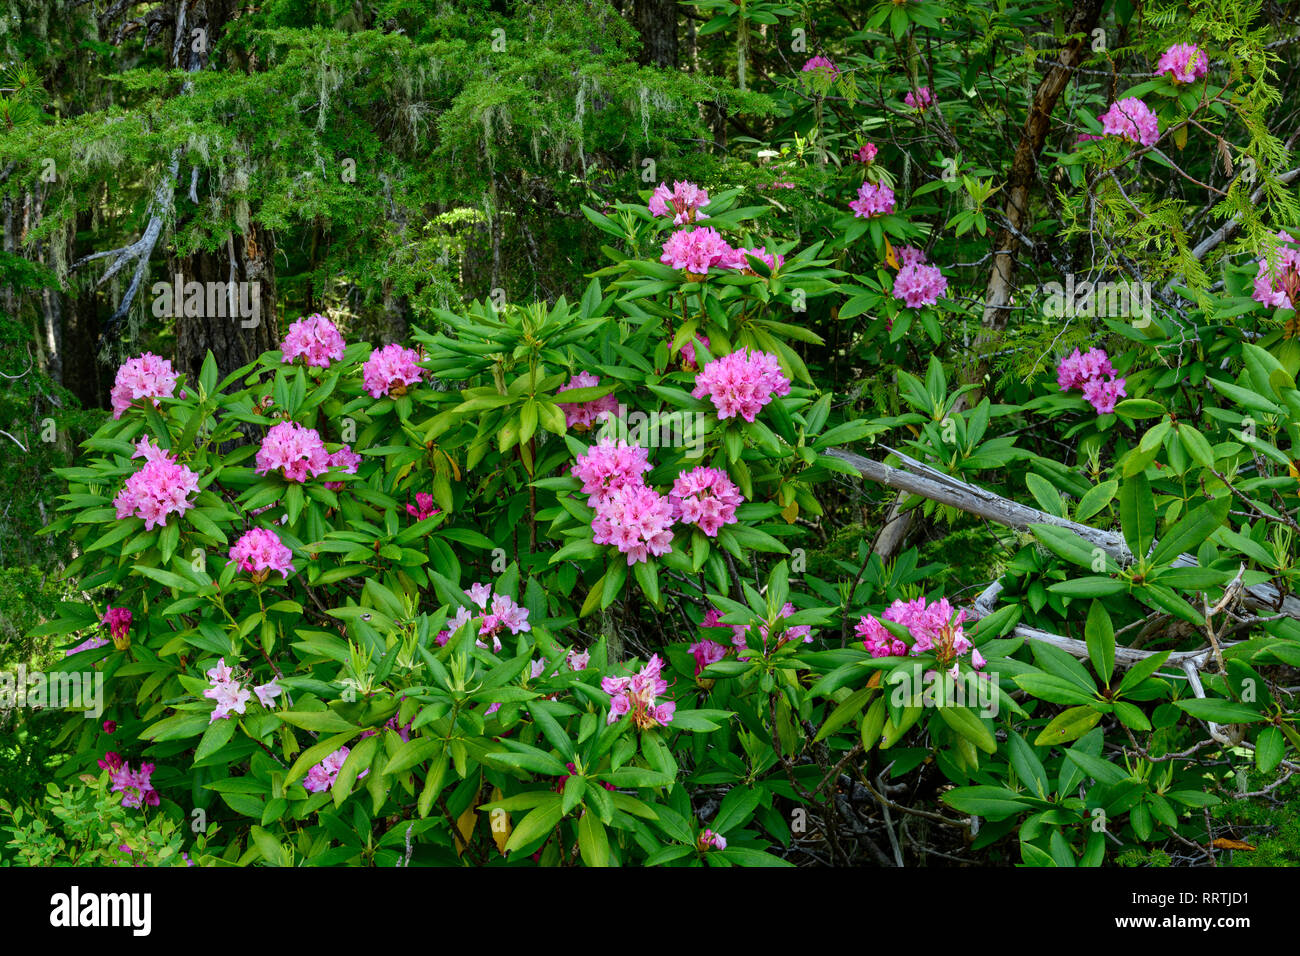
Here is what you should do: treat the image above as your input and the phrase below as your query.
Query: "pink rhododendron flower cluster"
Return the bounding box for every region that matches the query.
[660,226,743,276]
[677,333,710,370]
[852,142,878,164]
[904,86,933,110]
[324,445,362,491]
[567,648,591,671]
[687,638,727,677]
[669,466,743,537]
[602,654,675,727]
[406,492,441,521]
[303,747,360,793]
[1099,98,1159,147]
[103,606,132,642]
[856,614,908,658]
[100,752,160,809]
[1156,43,1208,84]
[1251,230,1300,310]
[801,55,840,79]
[110,352,179,420]
[895,245,927,268]
[691,347,791,423]
[893,261,948,308]
[592,482,676,565]
[113,436,200,530]
[255,421,331,483]
[571,439,653,506]
[648,180,711,224]
[857,596,985,675]
[850,181,895,219]
[229,527,295,581]
[280,313,346,368]
[362,343,425,398]
[557,371,619,430]
[1057,347,1127,415]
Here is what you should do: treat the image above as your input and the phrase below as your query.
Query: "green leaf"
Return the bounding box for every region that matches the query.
[936,705,996,754]
[577,811,611,867]
[1085,601,1115,687]
[1119,471,1155,560]
[1034,706,1103,747]
[1175,699,1264,723]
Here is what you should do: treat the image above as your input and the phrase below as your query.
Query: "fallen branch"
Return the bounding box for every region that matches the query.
[827,446,1300,622]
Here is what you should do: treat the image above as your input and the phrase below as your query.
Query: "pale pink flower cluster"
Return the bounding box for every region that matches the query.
[678,334,710,370]
[661,226,744,276]
[557,371,619,430]
[602,654,675,727]
[437,582,533,652]
[669,466,743,537]
[567,648,591,671]
[687,638,727,676]
[255,421,331,483]
[110,352,178,420]
[1252,230,1300,310]
[592,482,676,565]
[571,439,653,506]
[904,86,933,110]
[691,348,791,423]
[406,492,441,521]
[1057,347,1127,415]
[850,181,895,218]
[858,596,984,676]
[1156,43,1208,84]
[362,344,425,398]
[1099,98,1159,147]
[324,445,362,491]
[852,142,878,164]
[100,752,159,809]
[229,527,295,581]
[697,829,727,851]
[66,635,109,656]
[113,436,200,530]
[893,261,948,308]
[281,313,346,368]
[202,658,251,723]
[648,181,711,225]
[303,747,359,793]
[801,55,840,79]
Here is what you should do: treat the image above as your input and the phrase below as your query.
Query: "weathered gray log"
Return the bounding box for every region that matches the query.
[826,446,1300,621]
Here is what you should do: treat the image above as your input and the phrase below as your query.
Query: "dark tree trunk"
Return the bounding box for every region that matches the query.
[172,225,277,384]
[169,0,277,382]
[634,0,677,68]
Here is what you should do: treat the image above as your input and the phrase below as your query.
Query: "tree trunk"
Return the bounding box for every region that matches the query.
[169,0,277,382]
[973,0,1105,363]
[633,0,677,68]
[172,226,276,383]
